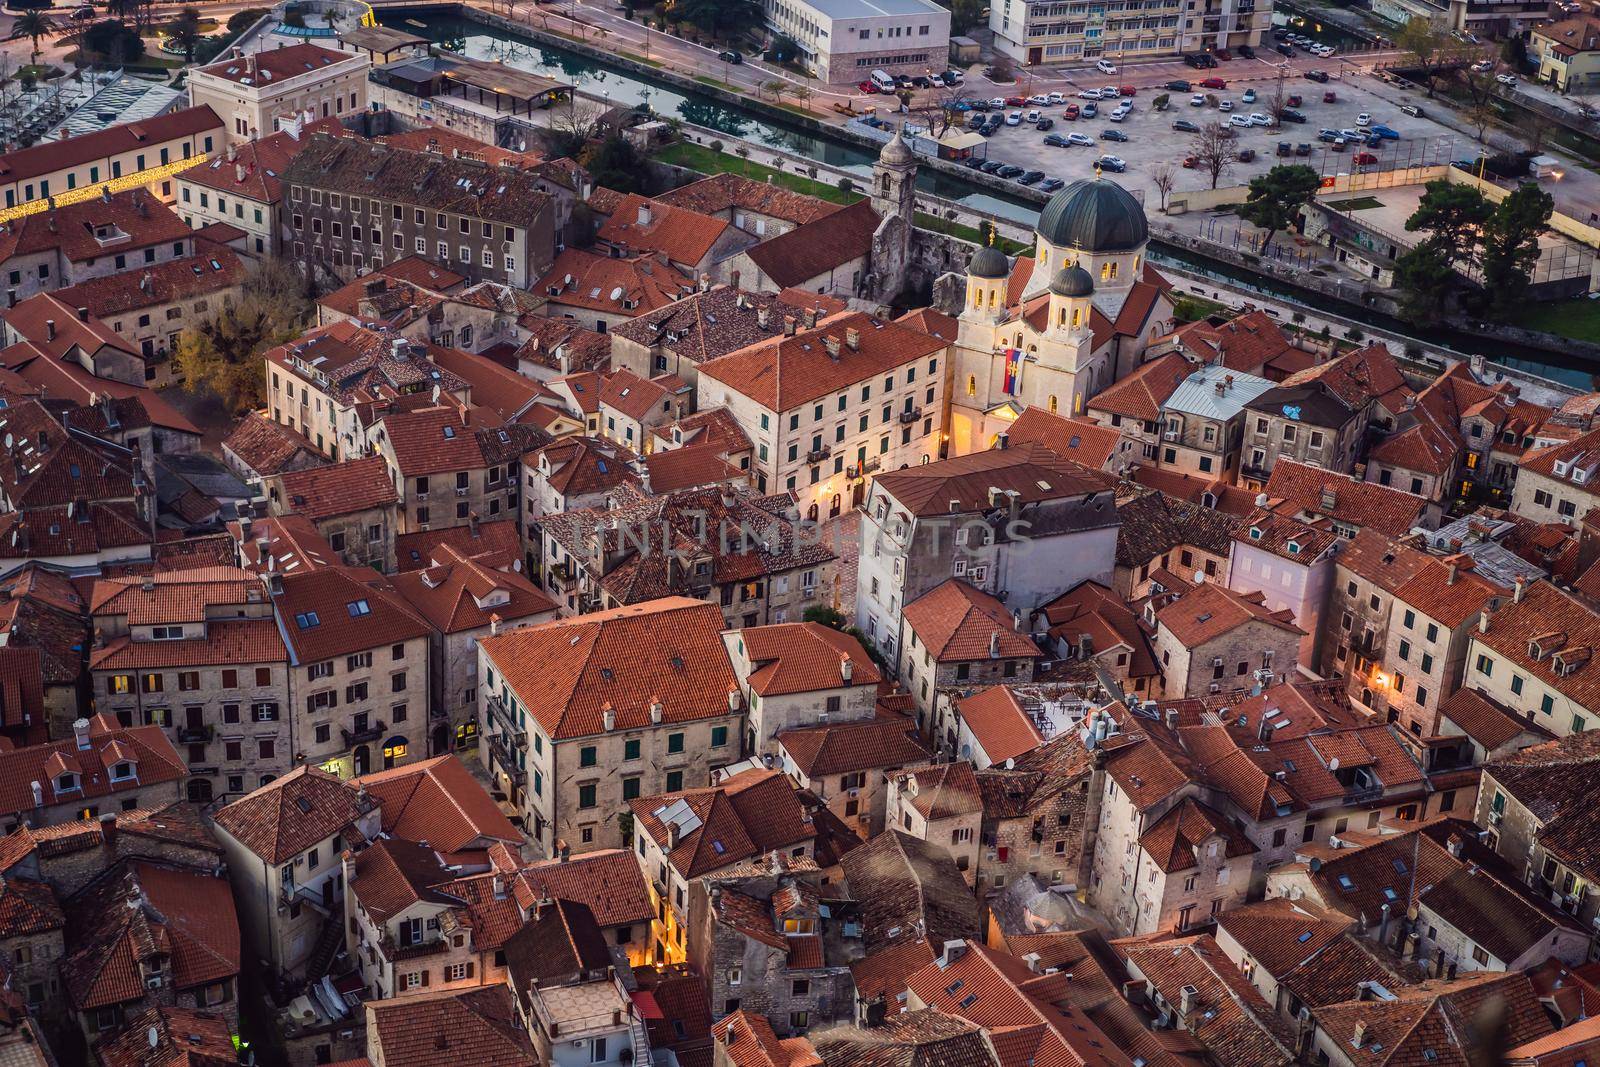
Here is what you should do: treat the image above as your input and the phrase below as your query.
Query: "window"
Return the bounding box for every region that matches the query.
[668,732,685,753]
[578,783,597,809]
[580,745,597,767]
[624,738,641,760]
[711,726,728,748]
[591,1038,608,1064]
[1475,654,1493,677]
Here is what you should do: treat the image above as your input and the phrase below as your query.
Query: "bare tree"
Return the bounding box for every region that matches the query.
[1397,18,1450,97]
[1269,62,1287,120]
[1467,93,1497,143]
[1525,109,1557,155]
[1190,122,1235,190]
[922,83,973,136]
[1152,163,1177,212]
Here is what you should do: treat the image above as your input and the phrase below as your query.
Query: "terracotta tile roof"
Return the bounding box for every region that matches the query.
[1213,896,1350,977]
[0,399,136,509]
[1233,508,1341,562]
[90,618,286,671]
[697,309,944,413]
[1099,719,1195,812]
[0,343,199,435]
[482,596,739,740]
[353,754,521,852]
[88,565,260,625]
[894,307,959,343]
[525,435,637,499]
[876,442,1115,518]
[1115,487,1244,568]
[1121,934,1296,1067]
[812,1007,998,1067]
[178,117,343,204]
[196,42,355,84]
[1036,580,1159,681]
[0,105,219,185]
[282,134,552,229]
[954,687,1045,765]
[63,860,239,1009]
[211,765,370,864]
[1336,528,1433,593]
[892,761,983,822]
[52,248,245,321]
[779,714,929,778]
[0,720,183,819]
[349,837,460,922]
[278,455,398,520]
[1005,409,1123,469]
[1157,579,1303,648]
[738,621,881,696]
[1281,342,1412,411]
[1088,353,1194,423]
[1313,971,1551,1067]
[388,542,554,634]
[1124,466,1259,517]
[610,286,845,365]
[511,314,612,373]
[839,830,980,950]
[630,767,814,879]
[0,871,60,938]
[656,173,841,226]
[641,446,743,492]
[1263,460,1428,538]
[1162,310,1296,375]
[850,938,935,1012]
[1139,796,1256,871]
[0,189,192,265]
[272,565,429,664]
[222,412,321,477]
[422,348,552,428]
[535,248,694,314]
[511,848,652,928]
[1474,581,1600,718]
[600,367,677,423]
[377,404,490,476]
[366,985,536,1067]
[902,580,1042,663]
[395,518,521,572]
[713,1011,822,1067]
[600,194,735,266]
[743,200,880,288]
[1519,426,1600,505]
[95,1004,236,1067]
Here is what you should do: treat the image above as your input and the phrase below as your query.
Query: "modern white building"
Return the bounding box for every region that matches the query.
[762,0,952,84]
[989,0,1268,68]
[188,43,370,144]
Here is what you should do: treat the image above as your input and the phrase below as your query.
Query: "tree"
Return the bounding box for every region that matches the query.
[764,79,786,103]
[1397,18,1450,97]
[1236,163,1319,252]
[166,6,203,64]
[1525,110,1557,155]
[1189,122,1234,190]
[1403,178,1492,270]
[226,4,266,30]
[990,54,1014,82]
[673,0,759,35]
[81,18,144,64]
[175,260,310,413]
[1151,163,1177,212]
[11,10,54,64]
[768,32,799,62]
[541,97,603,159]
[949,0,984,32]
[1479,181,1554,317]
[802,605,848,628]
[1394,240,1458,325]
[582,135,650,194]
[792,85,813,111]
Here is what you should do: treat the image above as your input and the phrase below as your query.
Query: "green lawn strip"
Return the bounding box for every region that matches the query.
[1325,196,1383,211]
[1511,298,1600,345]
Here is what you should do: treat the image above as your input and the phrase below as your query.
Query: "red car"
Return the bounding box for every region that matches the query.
[1354,151,1378,165]
[858,81,876,93]
[1063,104,1080,118]
[1119,85,1137,96]
[1214,48,1231,60]
[1005,96,1026,107]
[1287,93,1302,106]
[1200,76,1227,89]
[1323,90,1337,103]
[1182,155,1199,168]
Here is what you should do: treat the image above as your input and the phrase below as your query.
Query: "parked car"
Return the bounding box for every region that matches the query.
[1236,148,1256,162]
[981,160,1005,173]
[911,75,932,88]
[1306,70,1330,83]
[1064,104,1080,118]
[1471,59,1494,72]
[1099,85,1120,98]
[1339,127,1363,140]
[1249,112,1272,126]
[1037,117,1055,130]
[1067,132,1096,146]
[1120,85,1137,96]
[1228,113,1251,127]
[963,156,985,168]
[997,164,1024,178]
[1102,128,1129,141]
[1039,177,1066,191]
[1370,124,1399,139]
[1006,96,1026,106]
[1399,103,1422,117]
[969,99,991,111]
[1497,73,1517,85]
[1028,94,1050,105]
[1356,112,1372,126]
[1238,44,1255,57]
[1097,58,1119,74]
[1019,169,1045,184]
[1191,94,1207,106]
[1097,154,1127,171]
[1287,94,1302,107]
[1323,90,1337,102]
[1006,112,1023,125]
[990,97,1006,108]
[1280,108,1306,123]
[1218,99,1234,111]
[1317,128,1340,142]
[1078,89,1102,100]
[1200,76,1227,89]
[1182,155,1200,167]
[1295,142,1311,155]
[1083,103,1098,118]
[1330,137,1347,151]
[718,50,743,63]
[1044,133,1071,146]
[1354,151,1378,165]
[1242,88,1257,103]
[1276,43,1295,56]
[1277,141,1292,156]
[1166,80,1192,91]
[858,81,876,93]
[1047,91,1068,104]
[1214,48,1231,60]
[967,113,985,129]
[1025,109,1042,123]
[944,70,965,84]
[1109,106,1130,121]
[1172,118,1200,132]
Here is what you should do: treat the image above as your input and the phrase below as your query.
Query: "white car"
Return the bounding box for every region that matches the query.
[1025,109,1042,123]
[1312,44,1334,56]
[1218,99,1234,111]
[1229,113,1251,127]
[1097,58,1118,74]
[1029,94,1051,105]
[990,97,1006,108]
[1101,85,1120,98]
[1249,112,1272,126]
[1006,111,1023,125]
[1356,112,1372,125]
[1497,72,1518,86]
[1047,91,1068,104]
[1067,132,1096,145]
[1109,107,1130,121]
[1191,93,1207,106]
[1470,59,1494,72]
[1339,127,1363,140]
[1078,89,1103,99]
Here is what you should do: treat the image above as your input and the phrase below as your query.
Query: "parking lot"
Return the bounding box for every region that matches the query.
[950,63,1475,210]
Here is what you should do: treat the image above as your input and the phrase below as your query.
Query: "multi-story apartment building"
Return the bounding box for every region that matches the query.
[723,621,881,756]
[1155,364,1274,481]
[176,116,342,255]
[1150,578,1304,699]
[694,310,947,505]
[211,766,381,983]
[280,134,557,288]
[1465,579,1600,739]
[760,0,950,83]
[0,105,222,214]
[271,566,431,778]
[777,715,930,840]
[87,567,290,803]
[990,0,1268,68]
[478,596,745,855]
[187,44,370,143]
[263,322,470,461]
[856,441,1119,663]
[0,718,187,832]
[1240,380,1367,489]
[885,761,984,880]
[1323,529,1431,711]
[273,457,401,573]
[369,403,537,535]
[1227,510,1340,669]
[1512,426,1600,527]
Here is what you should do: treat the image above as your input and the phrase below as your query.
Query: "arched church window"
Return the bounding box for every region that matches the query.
[1049,395,1059,414]
[1015,333,1023,347]
[1057,307,1067,327]
[973,288,983,309]
[1040,248,1049,267]
[881,174,892,195]
[1100,263,1111,281]
[1027,344,1037,354]
[966,375,977,398]
[1134,255,1141,274]
[1108,262,1119,280]
[1074,394,1084,415]
[1071,308,1081,329]
[987,289,997,309]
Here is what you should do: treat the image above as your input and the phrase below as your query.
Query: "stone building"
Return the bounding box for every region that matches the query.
[1150,578,1304,699]
[885,761,984,881]
[777,715,930,841]
[971,730,1093,896]
[272,458,399,573]
[369,403,540,535]
[187,44,370,143]
[0,718,186,832]
[723,621,881,757]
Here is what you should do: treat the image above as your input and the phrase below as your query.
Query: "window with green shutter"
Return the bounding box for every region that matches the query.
[668,732,685,754]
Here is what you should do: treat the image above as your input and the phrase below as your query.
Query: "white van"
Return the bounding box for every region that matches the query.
[870,69,896,93]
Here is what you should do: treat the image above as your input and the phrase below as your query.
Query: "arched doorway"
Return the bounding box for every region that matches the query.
[353,745,370,775]
[807,502,819,521]
[187,779,212,803]
[829,493,841,518]
[432,725,450,755]
[382,736,409,770]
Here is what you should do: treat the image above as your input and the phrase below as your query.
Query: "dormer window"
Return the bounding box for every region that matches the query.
[56,772,79,793]
[1249,527,1262,540]
[1288,541,1302,555]
[110,762,135,782]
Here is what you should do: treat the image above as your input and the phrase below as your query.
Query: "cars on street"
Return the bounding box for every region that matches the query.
[1295,142,1311,155]
[1399,103,1422,117]
[1370,124,1399,139]
[997,164,1024,178]
[1025,109,1042,123]
[1280,108,1306,123]
[1006,112,1023,125]
[1048,91,1067,104]
[1064,104,1080,118]
[1471,59,1493,72]
[1242,88,1257,103]
[1229,114,1251,127]
[1191,94,1206,106]
[1218,99,1234,111]
[1083,103,1098,117]
[1277,141,1292,156]
[1353,151,1378,165]
[990,97,1005,108]
[981,160,1005,173]
[1305,70,1329,83]
[1200,77,1227,89]
[1078,89,1102,99]
[1037,117,1055,130]
[1096,154,1126,171]
[1039,177,1066,191]
[1019,169,1045,183]
[1356,112,1371,125]
[1044,133,1071,146]
[1249,112,1272,126]
[1097,58,1118,73]
[1166,80,1192,91]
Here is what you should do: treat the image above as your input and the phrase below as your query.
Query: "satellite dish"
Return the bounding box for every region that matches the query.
[609,287,623,301]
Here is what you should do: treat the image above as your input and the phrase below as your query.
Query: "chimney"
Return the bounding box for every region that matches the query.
[757,306,770,329]
[469,511,480,537]
[1165,707,1178,730]
[803,308,818,329]
[75,306,88,323]
[72,718,91,751]
[45,319,55,342]
[1447,561,1458,585]
[845,327,860,351]
[650,697,664,724]
[699,273,710,293]
[1447,833,1464,858]
[727,687,741,712]
[1479,608,1490,634]
[1179,984,1198,1019]
[783,316,797,336]
[941,940,966,967]
[996,431,1009,450]
[988,631,1000,658]
[840,656,853,684]
[489,613,501,637]
[824,336,841,360]
[99,812,118,851]
[1515,574,1527,603]
[637,203,652,227]
[1320,486,1337,512]
[667,822,683,850]
[28,782,41,809]
[603,704,616,731]
[1352,1022,1368,1049]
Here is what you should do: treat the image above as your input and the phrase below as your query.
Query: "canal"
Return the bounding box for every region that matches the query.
[383,11,1044,225]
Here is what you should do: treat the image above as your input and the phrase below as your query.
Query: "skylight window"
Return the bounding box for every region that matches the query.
[443,425,456,439]
[1336,874,1355,891]
[959,994,978,1009]
[946,980,964,996]
[1392,859,1408,875]
[1297,931,1313,943]
[348,599,371,617]
[1382,887,1399,902]
[295,611,321,629]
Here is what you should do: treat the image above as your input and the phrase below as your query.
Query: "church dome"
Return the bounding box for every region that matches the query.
[1049,264,1095,297]
[1036,178,1149,253]
[968,244,1010,279]
[879,127,914,167]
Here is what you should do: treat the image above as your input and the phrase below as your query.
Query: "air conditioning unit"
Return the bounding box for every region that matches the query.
[145,976,164,990]
[1489,810,1504,827]
[1164,431,1179,440]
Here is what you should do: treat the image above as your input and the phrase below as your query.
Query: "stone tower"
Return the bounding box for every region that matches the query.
[872,125,917,223]
[866,126,918,301]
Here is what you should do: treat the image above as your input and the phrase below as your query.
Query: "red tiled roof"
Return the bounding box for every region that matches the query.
[222,412,321,477]
[53,248,244,319]
[388,543,554,634]
[212,765,370,864]
[353,754,522,852]
[0,106,221,185]
[0,721,184,819]
[744,200,879,289]
[1138,796,1256,871]
[872,441,1113,517]
[395,518,521,572]
[511,848,653,928]
[535,248,693,314]
[630,767,814,878]
[712,1011,822,1067]
[178,117,343,204]
[600,194,733,266]
[1006,409,1124,468]
[1162,310,1296,375]
[96,1004,236,1067]
[1088,353,1193,423]
[738,621,880,696]
[1121,934,1295,1067]
[0,190,192,265]
[901,580,1042,663]
[196,43,356,85]
[273,565,429,663]
[778,715,930,778]
[1263,460,1428,538]
[366,985,536,1067]
[655,173,840,226]
[955,687,1044,765]
[278,455,398,520]
[894,762,982,821]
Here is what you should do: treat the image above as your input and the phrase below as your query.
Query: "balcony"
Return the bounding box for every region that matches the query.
[898,407,923,425]
[806,447,832,464]
[863,456,881,474]
[1342,782,1384,805]
[487,736,526,788]
[486,695,524,739]
[177,725,213,744]
[378,930,448,962]
[550,561,575,586]
[341,720,386,747]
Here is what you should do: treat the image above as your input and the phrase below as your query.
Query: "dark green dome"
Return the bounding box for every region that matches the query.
[1050,264,1095,297]
[968,244,1009,279]
[1036,178,1148,253]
